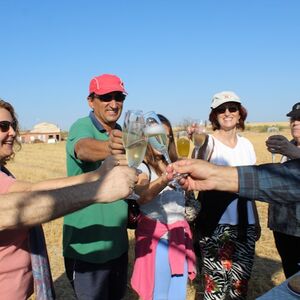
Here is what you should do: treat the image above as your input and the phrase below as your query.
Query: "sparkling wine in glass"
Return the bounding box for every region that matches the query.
[176,131,190,158]
[192,120,207,158]
[123,110,148,199]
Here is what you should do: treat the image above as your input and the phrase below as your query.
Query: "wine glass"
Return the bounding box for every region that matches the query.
[176,131,190,158]
[143,111,183,190]
[192,120,207,158]
[267,126,279,163]
[123,110,148,199]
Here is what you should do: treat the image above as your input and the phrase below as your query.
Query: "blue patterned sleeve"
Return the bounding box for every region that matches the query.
[238,159,300,204]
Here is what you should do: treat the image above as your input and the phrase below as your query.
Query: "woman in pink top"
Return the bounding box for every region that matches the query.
[0,98,137,299]
[0,99,56,299]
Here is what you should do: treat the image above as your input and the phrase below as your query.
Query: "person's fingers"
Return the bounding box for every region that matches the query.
[113,154,127,166]
[110,129,123,138]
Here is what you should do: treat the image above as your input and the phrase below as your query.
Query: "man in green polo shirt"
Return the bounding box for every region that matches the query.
[63,74,128,300]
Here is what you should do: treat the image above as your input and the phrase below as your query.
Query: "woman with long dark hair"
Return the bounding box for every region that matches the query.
[131,114,196,300]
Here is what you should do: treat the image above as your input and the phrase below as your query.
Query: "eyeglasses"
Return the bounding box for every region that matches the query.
[96,92,126,103]
[215,104,240,114]
[0,120,17,132]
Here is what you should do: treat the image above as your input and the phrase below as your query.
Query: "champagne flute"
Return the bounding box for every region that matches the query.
[176,131,190,158]
[123,110,148,199]
[267,126,279,163]
[192,120,207,158]
[144,111,183,190]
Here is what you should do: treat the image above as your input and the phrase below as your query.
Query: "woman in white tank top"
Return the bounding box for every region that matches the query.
[192,91,260,300]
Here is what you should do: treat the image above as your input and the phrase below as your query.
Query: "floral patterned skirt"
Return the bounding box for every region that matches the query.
[198,224,256,300]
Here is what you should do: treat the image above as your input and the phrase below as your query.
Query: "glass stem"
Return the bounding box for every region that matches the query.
[162,150,172,164]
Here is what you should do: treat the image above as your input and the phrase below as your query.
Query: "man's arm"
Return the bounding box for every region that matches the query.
[75,138,110,162]
[0,165,137,231]
[238,159,300,204]
[7,155,127,193]
[167,158,300,205]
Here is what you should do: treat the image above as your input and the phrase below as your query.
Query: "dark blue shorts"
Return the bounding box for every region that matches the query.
[64,252,128,300]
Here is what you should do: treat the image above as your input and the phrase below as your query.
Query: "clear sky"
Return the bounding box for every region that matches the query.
[1,0,300,130]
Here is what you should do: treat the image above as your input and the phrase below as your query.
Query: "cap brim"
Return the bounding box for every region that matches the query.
[95,88,127,96]
[287,110,300,118]
[211,100,241,109]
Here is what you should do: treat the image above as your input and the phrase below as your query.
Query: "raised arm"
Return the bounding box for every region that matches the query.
[0,165,137,231]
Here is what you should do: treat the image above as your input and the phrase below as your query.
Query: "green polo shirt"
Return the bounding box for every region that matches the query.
[63,116,128,264]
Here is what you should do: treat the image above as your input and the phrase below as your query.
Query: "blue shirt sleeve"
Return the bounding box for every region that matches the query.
[238,159,300,204]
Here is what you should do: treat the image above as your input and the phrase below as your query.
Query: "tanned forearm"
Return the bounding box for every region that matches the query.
[0,173,128,231]
[0,182,100,230]
[211,165,239,193]
[137,175,168,205]
[8,170,99,193]
[75,138,110,162]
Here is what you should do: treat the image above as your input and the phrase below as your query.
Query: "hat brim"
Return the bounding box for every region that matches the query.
[211,100,241,109]
[287,110,300,118]
[94,88,128,96]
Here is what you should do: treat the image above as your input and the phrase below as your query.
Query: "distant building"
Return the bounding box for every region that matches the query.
[19,122,61,144]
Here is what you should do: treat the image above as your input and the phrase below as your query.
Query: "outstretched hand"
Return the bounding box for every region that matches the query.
[166,159,239,193]
[266,135,300,159]
[166,159,218,191]
[96,166,138,202]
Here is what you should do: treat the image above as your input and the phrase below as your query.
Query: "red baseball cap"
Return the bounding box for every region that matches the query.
[89,74,127,96]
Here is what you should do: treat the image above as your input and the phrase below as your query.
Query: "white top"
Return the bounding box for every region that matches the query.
[207,134,256,225]
[138,163,185,225]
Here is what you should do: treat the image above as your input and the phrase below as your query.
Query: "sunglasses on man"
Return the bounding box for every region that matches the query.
[95,92,126,103]
[0,120,17,133]
[215,104,240,114]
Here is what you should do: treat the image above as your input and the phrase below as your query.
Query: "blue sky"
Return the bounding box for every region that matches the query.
[1,0,300,130]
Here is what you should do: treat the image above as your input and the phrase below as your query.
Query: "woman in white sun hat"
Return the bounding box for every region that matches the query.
[192,91,260,300]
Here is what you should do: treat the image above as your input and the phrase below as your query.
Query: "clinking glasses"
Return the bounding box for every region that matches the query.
[0,120,17,132]
[215,104,240,114]
[97,92,126,103]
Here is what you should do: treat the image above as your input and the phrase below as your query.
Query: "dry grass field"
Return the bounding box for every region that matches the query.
[7,126,292,300]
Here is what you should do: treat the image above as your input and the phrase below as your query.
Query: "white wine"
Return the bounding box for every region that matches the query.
[125,139,147,168]
[193,132,207,148]
[177,137,190,157]
[144,125,168,153]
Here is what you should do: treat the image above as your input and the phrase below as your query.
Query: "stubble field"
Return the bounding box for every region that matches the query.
[7,127,291,300]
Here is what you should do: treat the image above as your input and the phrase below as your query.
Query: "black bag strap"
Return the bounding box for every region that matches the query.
[195,135,215,162]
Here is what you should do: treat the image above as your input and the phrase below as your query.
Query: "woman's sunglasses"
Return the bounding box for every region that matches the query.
[0,120,17,132]
[215,104,240,114]
[97,92,126,103]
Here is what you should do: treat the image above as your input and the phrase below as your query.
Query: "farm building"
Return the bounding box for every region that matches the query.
[19,122,62,144]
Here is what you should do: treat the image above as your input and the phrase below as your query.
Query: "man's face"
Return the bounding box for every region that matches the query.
[88,92,125,127]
